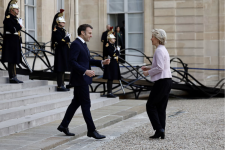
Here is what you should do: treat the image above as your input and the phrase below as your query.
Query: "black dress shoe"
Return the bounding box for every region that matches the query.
[57,125,75,136]
[87,130,106,139]
[149,129,165,139]
[66,84,72,89]
[57,86,69,91]
[9,77,23,83]
[107,93,117,98]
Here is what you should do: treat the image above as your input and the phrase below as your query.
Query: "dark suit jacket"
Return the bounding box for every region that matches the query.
[69,38,102,86]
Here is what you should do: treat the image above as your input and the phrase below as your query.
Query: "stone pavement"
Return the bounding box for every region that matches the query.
[0,100,146,150]
[53,98,224,150]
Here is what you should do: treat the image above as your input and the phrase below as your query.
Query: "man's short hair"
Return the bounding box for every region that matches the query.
[78,24,93,35]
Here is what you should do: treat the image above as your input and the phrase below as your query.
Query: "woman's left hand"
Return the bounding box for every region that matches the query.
[143,71,149,77]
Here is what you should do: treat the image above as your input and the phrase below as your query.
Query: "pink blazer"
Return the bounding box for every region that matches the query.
[148,45,172,82]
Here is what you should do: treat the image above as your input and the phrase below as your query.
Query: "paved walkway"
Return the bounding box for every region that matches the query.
[53,98,224,150]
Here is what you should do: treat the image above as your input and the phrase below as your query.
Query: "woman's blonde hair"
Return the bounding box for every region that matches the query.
[152,29,167,45]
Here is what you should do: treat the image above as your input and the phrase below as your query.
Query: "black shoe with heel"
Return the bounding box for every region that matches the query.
[107,93,117,98]
[9,77,23,83]
[149,129,165,139]
[57,86,69,91]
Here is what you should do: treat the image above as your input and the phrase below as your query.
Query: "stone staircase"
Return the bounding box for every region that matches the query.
[0,71,119,137]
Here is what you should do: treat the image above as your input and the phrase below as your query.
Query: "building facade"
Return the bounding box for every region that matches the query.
[0,0,224,86]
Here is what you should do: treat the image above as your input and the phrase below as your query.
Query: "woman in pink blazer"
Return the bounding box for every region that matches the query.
[142,29,172,139]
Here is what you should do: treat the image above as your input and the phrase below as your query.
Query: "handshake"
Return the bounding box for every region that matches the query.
[17,18,24,28]
[65,32,71,39]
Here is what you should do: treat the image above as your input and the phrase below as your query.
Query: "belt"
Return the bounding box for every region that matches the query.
[6,31,18,35]
[108,56,119,62]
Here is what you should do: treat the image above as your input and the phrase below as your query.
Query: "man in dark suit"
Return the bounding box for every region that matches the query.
[101,24,110,59]
[57,24,110,139]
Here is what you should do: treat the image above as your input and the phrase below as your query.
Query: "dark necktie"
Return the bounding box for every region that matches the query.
[84,42,90,56]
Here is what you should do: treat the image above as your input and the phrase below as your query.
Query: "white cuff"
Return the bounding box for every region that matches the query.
[101,60,104,67]
[83,70,86,76]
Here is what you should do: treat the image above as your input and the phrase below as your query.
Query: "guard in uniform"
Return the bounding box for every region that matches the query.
[2,0,24,83]
[51,9,71,91]
[101,25,110,59]
[103,29,121,98]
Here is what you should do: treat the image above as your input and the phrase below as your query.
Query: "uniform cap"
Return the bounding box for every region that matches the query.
[56,9,66,23]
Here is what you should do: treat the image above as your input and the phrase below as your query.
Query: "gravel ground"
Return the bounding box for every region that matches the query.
[96,98,225,150]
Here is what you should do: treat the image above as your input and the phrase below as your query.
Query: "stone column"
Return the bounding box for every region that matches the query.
[65,0,75,40]
[0,0,5,33]
[144,0,154,64]
[78,0,107,57]
[219,0,225,80]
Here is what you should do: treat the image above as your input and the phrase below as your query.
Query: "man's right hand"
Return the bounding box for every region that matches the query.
[85,70,95,77]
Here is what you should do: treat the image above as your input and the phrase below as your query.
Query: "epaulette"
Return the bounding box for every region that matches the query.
[53,28,57,32]
[105,43,109,47]
[62,39,65,42]
[6,15,10,19]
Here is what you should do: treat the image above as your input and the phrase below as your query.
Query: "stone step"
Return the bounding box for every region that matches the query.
[0,75,30,83]
[0,91,73,110]
[0,100,146,150]
[0,96,73,122]
[0,90,100,110]
[0,92,101,122]
[0,97,119,137]
[0,71,8,77]
[0,80,48,92]
[0,85,56,101]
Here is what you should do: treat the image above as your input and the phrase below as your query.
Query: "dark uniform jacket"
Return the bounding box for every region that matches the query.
[2,13,22,64]
[52,26,70,72]
[101,30,109,59]
[69,38,102,86]
[103,42,121,80]
[115,32,124,49]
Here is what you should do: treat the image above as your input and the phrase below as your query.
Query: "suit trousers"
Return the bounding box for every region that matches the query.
[146,78,172,131]
[61,85,96,132]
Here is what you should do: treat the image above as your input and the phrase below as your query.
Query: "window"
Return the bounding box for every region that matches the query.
[57,0,64,12]
[24,0,37,56]
[108,0,144,64]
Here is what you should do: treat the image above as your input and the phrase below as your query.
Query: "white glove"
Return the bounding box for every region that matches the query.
[117,46,120,51]
[17,18,24,27]
[66,32,71,39]
[21,44,22,48]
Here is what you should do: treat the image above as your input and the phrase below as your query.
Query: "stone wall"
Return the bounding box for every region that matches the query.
[152,0,225,85]
[0,0,224,85]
